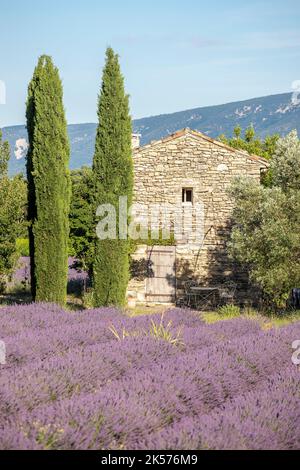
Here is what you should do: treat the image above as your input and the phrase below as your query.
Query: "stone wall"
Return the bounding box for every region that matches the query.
[128,128,269,305]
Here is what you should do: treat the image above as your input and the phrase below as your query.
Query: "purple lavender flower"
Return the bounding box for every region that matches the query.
[0,304,299,450]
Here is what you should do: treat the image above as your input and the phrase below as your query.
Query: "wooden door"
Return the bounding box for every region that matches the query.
[145,246,176,302]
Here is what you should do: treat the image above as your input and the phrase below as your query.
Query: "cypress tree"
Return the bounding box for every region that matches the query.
[92,47,133,307]
[26,55,71,305]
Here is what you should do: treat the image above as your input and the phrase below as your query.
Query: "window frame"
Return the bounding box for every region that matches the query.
[182,187,194,204]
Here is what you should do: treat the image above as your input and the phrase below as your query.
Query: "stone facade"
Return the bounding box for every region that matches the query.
[128,128,269,305]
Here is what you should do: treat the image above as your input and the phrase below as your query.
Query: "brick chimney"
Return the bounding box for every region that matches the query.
[132,133,141,149]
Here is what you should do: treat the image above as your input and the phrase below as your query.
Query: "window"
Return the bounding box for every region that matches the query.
[182,188,193,204]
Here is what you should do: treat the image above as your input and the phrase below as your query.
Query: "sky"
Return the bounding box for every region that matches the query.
[0,0,300,127]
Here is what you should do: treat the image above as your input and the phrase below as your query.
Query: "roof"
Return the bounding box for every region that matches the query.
[134,127,269,167]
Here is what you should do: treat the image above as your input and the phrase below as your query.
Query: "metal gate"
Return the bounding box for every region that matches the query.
[145,246,176,303]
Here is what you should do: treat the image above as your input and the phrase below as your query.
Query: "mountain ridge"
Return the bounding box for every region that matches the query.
[3,91,300,175]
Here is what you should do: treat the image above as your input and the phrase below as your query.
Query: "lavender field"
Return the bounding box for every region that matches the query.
[12,257,89,293]
[0,304,299,450]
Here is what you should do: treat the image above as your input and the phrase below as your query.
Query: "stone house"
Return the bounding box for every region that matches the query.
[128,128,269,305]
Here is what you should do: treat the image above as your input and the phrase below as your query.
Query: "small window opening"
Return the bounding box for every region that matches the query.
[182,188,193,204]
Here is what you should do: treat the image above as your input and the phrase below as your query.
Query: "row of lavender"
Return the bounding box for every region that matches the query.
[0,304,299,449]
[12,257,88,293]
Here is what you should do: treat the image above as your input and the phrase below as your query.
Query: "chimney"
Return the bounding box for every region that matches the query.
[132,133,141,149]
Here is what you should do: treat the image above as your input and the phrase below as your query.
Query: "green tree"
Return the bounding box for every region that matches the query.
[69,166,94,270]
[270,130,300,191]
[229,131,300,309]
[26,55,71,305]
[0,129,9,175]
[92,47,133,307]
[0,131,27,291]
[219,125,279,160]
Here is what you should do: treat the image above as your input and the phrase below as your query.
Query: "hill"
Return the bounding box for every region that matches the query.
[3,92,300,175]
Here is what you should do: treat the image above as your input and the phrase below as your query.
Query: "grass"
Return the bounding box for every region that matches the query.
[201,311,240,324]
[109,312,184,347]
[125,303,300,332]
[108,324,143,340]
[149,314,184,346]
[1,287,300,330]
[126,304,169,317]
[0,291,84,311]
[0,290,32,306]
[259,311,300,328]
[200,308,300,328]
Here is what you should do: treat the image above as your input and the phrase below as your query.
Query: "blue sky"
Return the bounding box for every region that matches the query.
[0,0,300,127]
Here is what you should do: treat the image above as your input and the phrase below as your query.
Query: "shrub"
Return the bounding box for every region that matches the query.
[0,131,27,290]
[81,288,95,309]
[217,304,241,317]
[16,238,30,257]
[229,131,300,310]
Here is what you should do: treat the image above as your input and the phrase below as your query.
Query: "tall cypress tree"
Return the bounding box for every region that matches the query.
[26,55,71,305]
[93,47,133,307]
